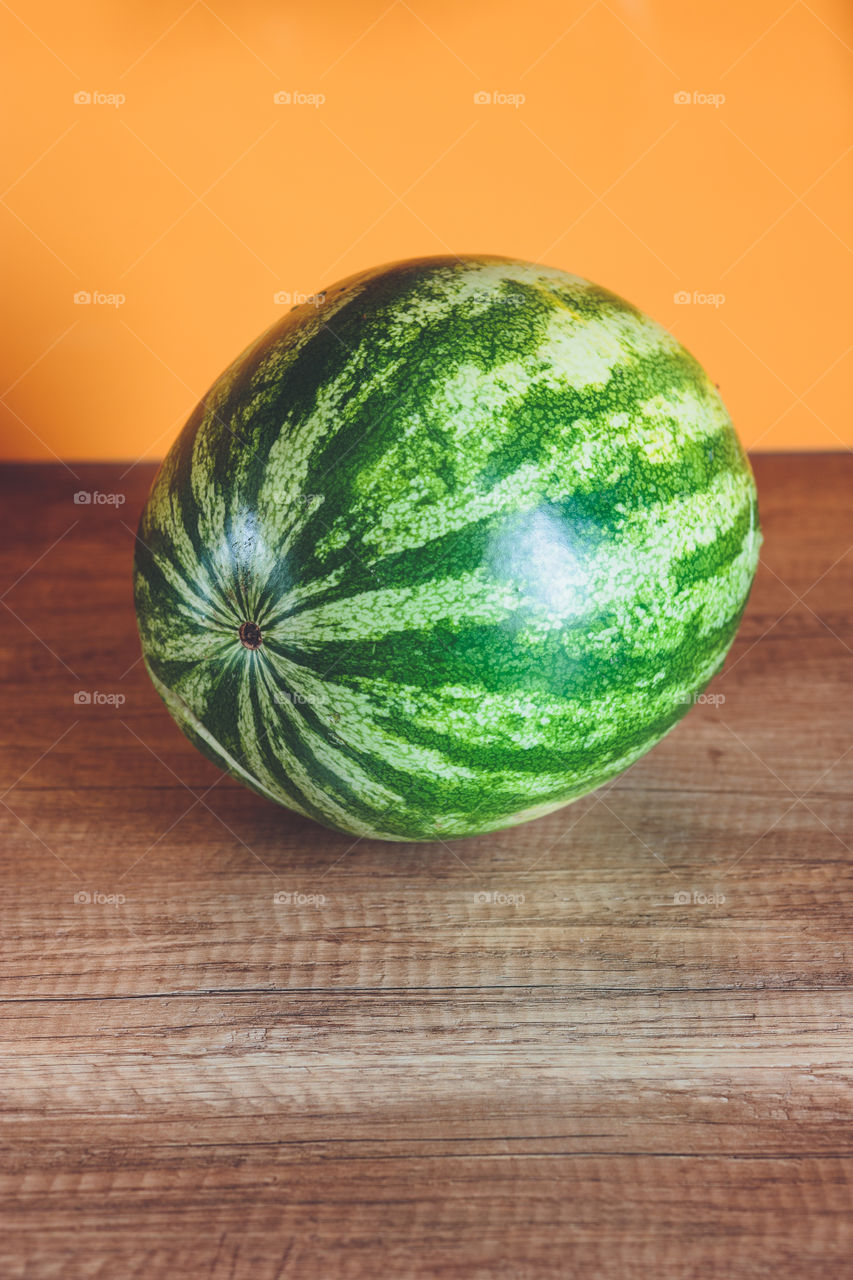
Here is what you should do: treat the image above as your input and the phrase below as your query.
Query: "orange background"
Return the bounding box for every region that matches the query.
[1,0,851,461]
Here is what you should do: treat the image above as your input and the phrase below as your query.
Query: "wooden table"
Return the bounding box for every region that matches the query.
[1,455,850,1278]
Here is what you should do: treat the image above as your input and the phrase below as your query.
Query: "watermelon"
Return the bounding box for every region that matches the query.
[133,255,761,842]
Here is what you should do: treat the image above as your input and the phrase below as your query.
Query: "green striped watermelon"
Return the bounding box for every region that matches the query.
[133,255,761,842]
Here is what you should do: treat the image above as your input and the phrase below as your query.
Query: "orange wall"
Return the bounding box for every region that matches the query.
[1,0,850,460]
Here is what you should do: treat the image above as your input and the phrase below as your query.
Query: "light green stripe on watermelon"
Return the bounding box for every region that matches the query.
[134,254,761,841]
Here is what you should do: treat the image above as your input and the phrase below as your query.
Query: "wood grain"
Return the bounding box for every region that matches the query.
[0,455,851,1278]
